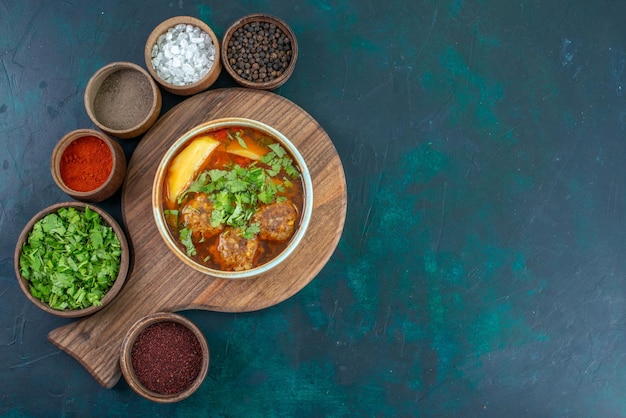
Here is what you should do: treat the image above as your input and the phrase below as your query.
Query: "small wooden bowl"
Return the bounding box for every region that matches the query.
[145,16,222,96]
[120,312,209,403]
[14,202,130,318]
[221,13,298,90]
[85,61,162,139]
[51,129,126,202]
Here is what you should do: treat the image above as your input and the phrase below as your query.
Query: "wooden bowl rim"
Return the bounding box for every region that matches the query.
[221,13,298,90]
[119,312,210,403]
[84,61,161,137]
[50,129,126,200]
[13,201,130,318]
[144,16,222,95]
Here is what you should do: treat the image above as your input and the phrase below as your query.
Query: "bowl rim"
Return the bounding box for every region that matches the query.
[221,13,298,90]
[152,117,314,279]
[144,16,222,95]
[84,61,161,138]
[13,201,130,318]
[119,311,210,403]
[50,128,126,199]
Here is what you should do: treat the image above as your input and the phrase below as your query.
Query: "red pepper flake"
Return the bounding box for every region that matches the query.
[130,321,203,395]
[59,136,113,192]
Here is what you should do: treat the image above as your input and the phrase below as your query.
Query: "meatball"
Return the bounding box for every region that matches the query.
[214,228,260,271]
[252,201,298,242]
[181,193,224,239]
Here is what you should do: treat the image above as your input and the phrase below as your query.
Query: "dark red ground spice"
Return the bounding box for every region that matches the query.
[130,321,203,395]
[59,135,112,192]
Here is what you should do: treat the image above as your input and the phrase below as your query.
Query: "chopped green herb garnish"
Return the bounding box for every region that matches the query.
[179,227,196,256]
[228,129,248,149]
[260,144,300,180]
[18,206,121,310]
[177,143,300,255]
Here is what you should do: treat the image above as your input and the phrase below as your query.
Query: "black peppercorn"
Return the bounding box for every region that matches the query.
[226,20,293,84]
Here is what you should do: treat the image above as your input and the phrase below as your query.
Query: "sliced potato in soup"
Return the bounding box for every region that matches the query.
[225,139,268,160]
[166,135,219,204]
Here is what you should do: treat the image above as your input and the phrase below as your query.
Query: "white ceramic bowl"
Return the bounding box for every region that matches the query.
[152,117,313,279]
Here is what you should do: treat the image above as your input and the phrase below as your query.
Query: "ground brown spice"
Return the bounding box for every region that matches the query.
[130,321,203,395]
[59,136,112,192]
[92,69,153,130]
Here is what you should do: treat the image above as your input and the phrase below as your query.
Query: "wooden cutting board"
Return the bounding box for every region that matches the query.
[47,88,347,389]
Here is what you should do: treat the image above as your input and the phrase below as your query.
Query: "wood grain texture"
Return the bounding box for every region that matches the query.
[47,88,347,389]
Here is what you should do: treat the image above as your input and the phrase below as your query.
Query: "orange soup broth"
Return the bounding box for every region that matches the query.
[163,126,305,270]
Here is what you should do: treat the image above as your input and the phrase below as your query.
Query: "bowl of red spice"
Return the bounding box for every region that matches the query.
[51,129,126,202]
[120,312,209,403]
[85,61,162,139]
[221,13,298,90]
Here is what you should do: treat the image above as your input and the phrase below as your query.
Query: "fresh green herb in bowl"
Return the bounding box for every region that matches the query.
[14,202,130,318]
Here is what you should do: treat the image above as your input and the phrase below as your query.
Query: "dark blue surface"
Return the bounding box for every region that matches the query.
[3,1,626,416]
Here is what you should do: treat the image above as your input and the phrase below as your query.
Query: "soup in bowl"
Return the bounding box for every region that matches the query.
[152,118,313,279]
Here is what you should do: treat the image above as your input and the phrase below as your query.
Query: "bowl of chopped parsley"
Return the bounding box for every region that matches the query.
[14,202,130,317]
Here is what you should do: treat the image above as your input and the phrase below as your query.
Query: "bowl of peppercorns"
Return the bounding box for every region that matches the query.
[221,13,298,90]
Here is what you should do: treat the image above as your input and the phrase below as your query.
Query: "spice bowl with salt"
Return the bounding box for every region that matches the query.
[120,312,210,403]
[221,13,298,90]
[84,61,162,139]
[145,16,222,96]
[50,129,126,202]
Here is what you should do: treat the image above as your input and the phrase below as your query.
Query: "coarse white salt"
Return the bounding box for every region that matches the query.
[151,23,215,86]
